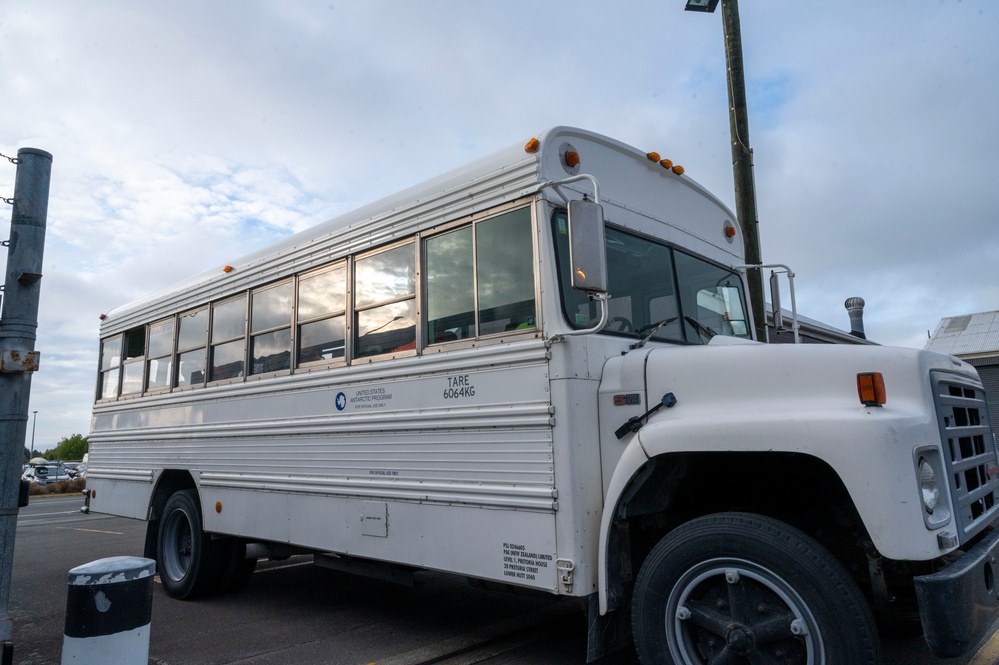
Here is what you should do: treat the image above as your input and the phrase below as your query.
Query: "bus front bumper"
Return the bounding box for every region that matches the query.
[914,524,999,658]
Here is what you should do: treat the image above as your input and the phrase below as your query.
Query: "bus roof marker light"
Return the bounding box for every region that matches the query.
[660,158,673,169]
[646,152,661,162]
[223,265,234,273]
[857,372,886,407]
[524,138,540,153]
[672,165,685,175]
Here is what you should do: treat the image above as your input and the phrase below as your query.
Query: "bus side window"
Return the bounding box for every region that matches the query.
[426,226,474,343]
[97,334,122,400]
[476,208,535,336]
[176,308,208,388]
[146,318,175,392]
[297,264,346,365]
[210,295,247,381]
[250,281,292,375]
[354,242,416,359]
[120,326,146,395]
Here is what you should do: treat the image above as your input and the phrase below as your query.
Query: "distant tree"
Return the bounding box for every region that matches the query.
[43,434,89,461]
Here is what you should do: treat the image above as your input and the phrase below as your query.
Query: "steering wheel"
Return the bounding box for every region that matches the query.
[611,316,634,332]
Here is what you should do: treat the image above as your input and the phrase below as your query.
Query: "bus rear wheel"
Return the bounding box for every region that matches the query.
[631,512,880,665]
[157,489,223,599]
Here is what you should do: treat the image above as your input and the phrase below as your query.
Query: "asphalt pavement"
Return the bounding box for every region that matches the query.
[7,494,999,665]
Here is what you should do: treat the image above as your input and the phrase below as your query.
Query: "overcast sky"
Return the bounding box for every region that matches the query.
[1,1,996,452]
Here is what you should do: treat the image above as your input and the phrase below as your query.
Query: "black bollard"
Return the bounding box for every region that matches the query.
[61,556,155,664]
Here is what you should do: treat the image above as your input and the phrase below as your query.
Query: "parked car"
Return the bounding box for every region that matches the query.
[22,463,72,484]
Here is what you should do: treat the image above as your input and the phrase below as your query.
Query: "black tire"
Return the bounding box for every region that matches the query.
[631,512,880,665]
[157,490,224,599]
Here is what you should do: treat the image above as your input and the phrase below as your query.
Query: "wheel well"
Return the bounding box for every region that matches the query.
[605,451,872,611]
[143,469,197,559]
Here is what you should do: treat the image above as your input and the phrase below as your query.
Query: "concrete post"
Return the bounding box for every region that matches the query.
[0,148,52,660]
[61,556,155,664]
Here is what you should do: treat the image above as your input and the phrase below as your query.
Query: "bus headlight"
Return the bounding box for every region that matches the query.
[919,457,940,514]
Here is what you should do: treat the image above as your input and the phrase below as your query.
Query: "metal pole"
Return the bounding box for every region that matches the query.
[720,0,767,342]
[30,410,37,454]
[0,147,52,660]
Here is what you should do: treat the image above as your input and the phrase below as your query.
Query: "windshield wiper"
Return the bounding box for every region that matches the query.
[684,315,716,342]
[630,317,678,350]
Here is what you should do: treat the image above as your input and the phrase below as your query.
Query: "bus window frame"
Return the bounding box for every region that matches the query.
[174,306,209,392]
[352,238,419,363]
[96,334,123,402]
[549,208,748,345]
[208,293,249,385]
[144,316,177,395]
[295,261,350,371]
[118,325,147,399]
[247,278,294,380]
[92,198,542,403]
[422,201,541,353]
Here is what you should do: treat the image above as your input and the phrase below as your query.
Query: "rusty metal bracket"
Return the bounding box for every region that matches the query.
[0,350,40,373]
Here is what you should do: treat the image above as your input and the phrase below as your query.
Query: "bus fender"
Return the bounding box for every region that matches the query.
[597,437,651,615]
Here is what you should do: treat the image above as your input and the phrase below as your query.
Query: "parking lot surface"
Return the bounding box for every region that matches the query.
[8,494,999,664]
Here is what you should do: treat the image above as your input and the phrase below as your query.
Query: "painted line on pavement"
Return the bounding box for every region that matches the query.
[55,526,125,535]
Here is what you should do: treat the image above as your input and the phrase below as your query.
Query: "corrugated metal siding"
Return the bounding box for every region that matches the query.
[979,364,999,433]
[926,310,999,357]
[89,339,557,512]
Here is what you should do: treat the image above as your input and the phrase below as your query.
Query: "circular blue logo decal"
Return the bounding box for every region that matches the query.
[335,392,347,411]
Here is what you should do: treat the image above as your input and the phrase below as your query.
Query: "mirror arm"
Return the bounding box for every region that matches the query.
[738,263,799,344]
[538,174,601,206]
[556,293,609,339]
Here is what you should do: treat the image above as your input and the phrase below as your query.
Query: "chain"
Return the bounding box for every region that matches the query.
[2,151,20,202]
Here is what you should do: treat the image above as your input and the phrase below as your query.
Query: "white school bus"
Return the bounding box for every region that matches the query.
[88,127,999,663]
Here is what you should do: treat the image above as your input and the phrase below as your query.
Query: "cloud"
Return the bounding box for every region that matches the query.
[0,0,996,447]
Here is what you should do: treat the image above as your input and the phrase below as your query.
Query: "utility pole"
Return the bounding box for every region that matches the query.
[685,0,768,342]
[0,148,51,663]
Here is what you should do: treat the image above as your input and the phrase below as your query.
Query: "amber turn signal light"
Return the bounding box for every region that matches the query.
[857,372,886,407]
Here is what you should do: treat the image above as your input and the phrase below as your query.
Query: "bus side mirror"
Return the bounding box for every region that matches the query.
[568,198,607,294]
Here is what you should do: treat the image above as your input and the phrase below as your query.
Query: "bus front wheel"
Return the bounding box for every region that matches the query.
[157,489,223,599]
[631,512,880,665]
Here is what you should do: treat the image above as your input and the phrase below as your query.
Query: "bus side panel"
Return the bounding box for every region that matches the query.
[84,477,153,521]
[88,341,559,590]
[204,487,559,590]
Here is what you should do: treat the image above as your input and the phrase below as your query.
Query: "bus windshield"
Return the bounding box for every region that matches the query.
[552,210,750,344]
